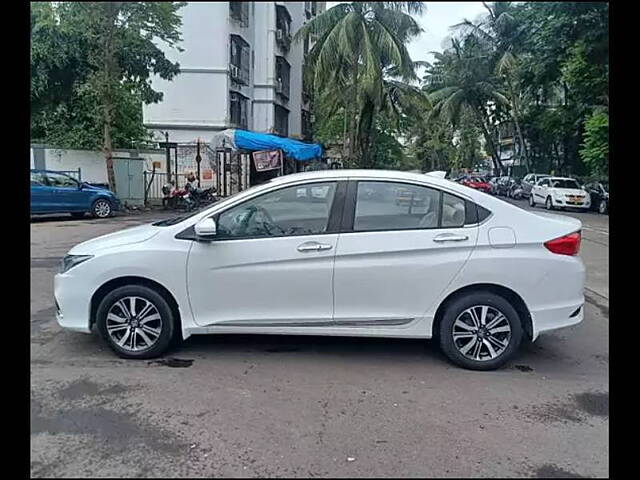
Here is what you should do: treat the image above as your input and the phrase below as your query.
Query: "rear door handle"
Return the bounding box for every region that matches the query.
[433,233,469,243]
[297,242,333,252]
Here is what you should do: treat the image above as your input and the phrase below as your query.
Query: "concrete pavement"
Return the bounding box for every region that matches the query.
[30,203,608,478]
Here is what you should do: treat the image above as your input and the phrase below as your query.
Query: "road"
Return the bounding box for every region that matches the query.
[30,200,608,478]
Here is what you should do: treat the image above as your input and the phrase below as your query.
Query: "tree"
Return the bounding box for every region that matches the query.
[295,2,423,166]
[30,2,185,192]
[580,109,608,177]
[425,37,509,174]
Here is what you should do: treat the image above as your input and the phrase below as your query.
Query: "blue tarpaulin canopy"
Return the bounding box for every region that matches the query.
[209,129,323,161]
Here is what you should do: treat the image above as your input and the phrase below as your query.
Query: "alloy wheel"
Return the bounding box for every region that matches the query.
[452,305,512,361]
[106,296,163,352]
[599,200,607,214]
[545,197,553,210]
[94,200,112,218]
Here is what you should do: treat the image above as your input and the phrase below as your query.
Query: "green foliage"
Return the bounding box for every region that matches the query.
[295,2,424,165]
[580,110,608,177]
[30,2,185,150]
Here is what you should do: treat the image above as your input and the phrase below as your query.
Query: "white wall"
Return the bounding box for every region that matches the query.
[32,147,166,184]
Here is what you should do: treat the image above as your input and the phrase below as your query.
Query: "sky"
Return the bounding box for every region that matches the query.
[325,2,488,66]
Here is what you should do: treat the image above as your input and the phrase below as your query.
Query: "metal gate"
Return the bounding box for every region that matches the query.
[214,149,251,197]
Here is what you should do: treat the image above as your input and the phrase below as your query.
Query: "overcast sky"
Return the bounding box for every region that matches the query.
[325,2,488,66]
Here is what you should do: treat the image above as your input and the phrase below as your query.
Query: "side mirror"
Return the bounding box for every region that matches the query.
[194,217,217,240]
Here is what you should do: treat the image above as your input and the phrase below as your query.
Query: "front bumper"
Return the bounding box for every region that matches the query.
[54,272,92,333]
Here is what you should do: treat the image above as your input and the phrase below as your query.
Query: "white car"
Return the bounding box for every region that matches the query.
[55,170,585,370]
[529,177,591,211]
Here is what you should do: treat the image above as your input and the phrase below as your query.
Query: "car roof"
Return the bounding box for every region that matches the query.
[265,169,487,198]
[548,177,578,181]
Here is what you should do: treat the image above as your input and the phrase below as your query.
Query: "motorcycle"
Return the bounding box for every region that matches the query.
[508,180,524,200]
[162,183,192,210]
[184,183,217,209]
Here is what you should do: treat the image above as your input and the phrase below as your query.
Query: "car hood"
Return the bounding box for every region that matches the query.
[69,224,160,254]
[549,188,587,196]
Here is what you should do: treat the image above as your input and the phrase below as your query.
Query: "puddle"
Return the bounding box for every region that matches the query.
[147,358,194,368]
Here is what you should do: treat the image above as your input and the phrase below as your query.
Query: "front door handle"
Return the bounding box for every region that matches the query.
[433,233,469,243]
[297,242,333,252]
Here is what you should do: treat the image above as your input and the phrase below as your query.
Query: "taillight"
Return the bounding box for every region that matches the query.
[544,231,581,256]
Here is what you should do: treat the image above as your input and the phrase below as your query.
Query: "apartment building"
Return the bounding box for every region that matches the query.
[143,2,324,144]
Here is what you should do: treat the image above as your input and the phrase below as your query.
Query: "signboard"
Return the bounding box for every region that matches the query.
[252,150,282,172]
[202,169,213,180]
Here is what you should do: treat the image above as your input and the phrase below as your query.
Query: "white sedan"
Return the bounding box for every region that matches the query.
[55,170,585,370]
[529,177,591,210]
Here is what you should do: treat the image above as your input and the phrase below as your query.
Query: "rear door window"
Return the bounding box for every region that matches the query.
[353,181,441,231]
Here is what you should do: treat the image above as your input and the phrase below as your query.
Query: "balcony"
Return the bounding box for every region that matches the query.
[275,5,292,51]
[229,34,250,86]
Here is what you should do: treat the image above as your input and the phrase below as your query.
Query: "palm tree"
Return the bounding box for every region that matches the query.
[453,2,531,171]
[294,2,423,166]
[425,37,509,174]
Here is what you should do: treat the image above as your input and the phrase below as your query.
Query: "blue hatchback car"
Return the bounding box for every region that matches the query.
[30,169,121,218]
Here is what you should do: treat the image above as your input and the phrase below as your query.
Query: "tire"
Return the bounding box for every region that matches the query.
[92,198,113,218]
[96,285,175,359]
[438,292,523,371]
[545,196,554,210]
[529,195,535,207]
[598,200,608,215]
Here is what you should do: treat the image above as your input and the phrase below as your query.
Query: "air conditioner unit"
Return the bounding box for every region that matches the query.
[230,65,239,78]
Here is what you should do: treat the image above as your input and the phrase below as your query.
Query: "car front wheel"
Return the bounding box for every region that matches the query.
[96,285,175,359]
[438,292,523,370]
[92,199,113,218]
[529,195,535,207]
[598,200,608,214]
[545,197,554,210]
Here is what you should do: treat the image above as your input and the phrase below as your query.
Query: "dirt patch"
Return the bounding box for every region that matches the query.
[31,398,185,455]
[58,378,129,401]
[533,464,585,478]
[525,391,609,424]
[573,391,608,418]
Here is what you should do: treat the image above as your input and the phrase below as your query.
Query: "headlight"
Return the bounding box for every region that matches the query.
[60,254,94,273]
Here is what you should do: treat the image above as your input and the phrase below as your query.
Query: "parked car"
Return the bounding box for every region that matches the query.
[55,170,585,371]
[584,181,609,214]
[528,177,591,211]
[495,176,515,197]
[456,175,493,194]
[31,169,121,218]
[522,173,551,198]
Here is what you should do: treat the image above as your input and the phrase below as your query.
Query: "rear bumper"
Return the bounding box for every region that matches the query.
[530,298,584,340]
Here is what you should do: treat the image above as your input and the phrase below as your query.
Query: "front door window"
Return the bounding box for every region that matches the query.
[216,182,337,239]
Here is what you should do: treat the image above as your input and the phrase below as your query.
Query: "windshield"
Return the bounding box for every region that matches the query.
[551,179,580,189]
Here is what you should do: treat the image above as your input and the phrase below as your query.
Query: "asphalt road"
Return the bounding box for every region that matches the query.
[30,199,609,478]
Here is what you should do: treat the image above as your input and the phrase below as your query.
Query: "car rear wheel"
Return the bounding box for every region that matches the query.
[96,285,175,359]
[598,200,608,215]
[92,199,112,218]
[438,292,523,370]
